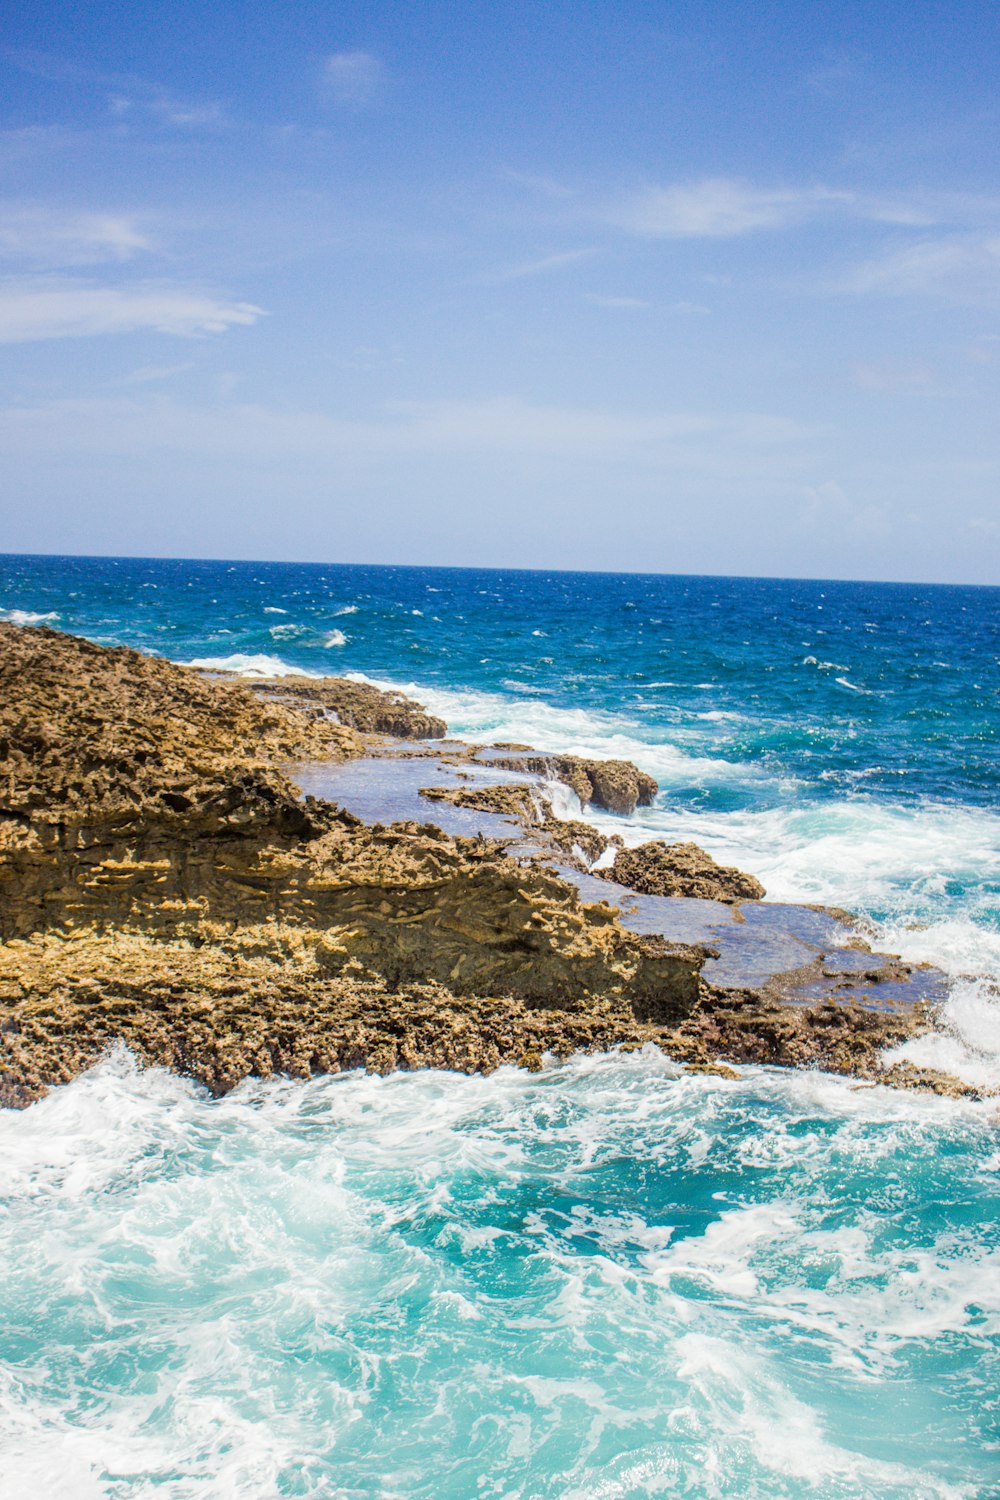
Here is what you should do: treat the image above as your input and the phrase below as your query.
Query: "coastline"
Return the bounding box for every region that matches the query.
[0,622,984,1107]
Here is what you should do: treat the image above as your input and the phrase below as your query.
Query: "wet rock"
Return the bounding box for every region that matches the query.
[248,676,447,739]
[488,753,657,815]
[420,782,536,818]
[602,841,765,902]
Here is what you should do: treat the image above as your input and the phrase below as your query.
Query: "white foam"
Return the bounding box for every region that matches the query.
[262,606,287,614]
[181,653,322,679]
[885,978,1000,1090]
[345,673,758,790]
[1,1049,994,1500]
[332,604,358,616]
[324,630,348,648]
[0,608,60,625]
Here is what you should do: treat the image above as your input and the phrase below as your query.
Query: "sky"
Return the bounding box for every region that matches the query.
[1,0,998,583]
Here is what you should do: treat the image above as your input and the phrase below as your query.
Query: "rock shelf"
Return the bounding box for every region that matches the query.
[0,622,978,1105]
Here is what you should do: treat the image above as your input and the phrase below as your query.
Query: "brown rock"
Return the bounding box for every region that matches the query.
[603,841,765,902]
[488,753,658,815]
[248,676,447,740]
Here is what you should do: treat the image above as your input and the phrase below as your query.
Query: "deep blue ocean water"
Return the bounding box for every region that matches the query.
[1,554,998,1498]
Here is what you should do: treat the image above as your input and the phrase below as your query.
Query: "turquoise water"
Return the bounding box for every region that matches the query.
[1,555,998,1496]
[2,1051,998,1499]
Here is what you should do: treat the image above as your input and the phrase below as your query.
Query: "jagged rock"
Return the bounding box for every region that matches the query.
[487,753,658,815]
[248,676,447,739]
[602,841,766,902]
[420,781,610,867]
[0,624,957,1106]
[0,622,362,824]
[0,626,708,1102]
[420,782,536,818]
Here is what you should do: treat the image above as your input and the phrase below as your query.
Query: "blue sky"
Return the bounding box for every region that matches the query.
[1,1,998,581]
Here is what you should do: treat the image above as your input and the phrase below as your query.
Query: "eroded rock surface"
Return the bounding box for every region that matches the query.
[0,624,967,1105]
[600,841,766,902]
[487,753,657,815]
[248,676,447,740]
[0,625,707,1103]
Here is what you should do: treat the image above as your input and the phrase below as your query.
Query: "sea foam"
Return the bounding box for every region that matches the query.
[1,1051,994,1499]
[181,652,323,678]
[1,608,60,626]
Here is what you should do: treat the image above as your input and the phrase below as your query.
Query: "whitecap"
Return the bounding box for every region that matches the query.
[324,630,348,648]
[0,608,60,626]
[333,604,359,616]
[181,653,321,678]
[884,977,1000,1091]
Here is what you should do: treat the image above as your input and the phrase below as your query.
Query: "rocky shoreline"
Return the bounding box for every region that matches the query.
[0,623,981,1106]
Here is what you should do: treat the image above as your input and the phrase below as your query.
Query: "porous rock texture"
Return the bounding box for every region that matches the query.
[0,625,705,1104]
[488,753,657,816]
[601,841,767,902]
[0,624,962,1105]
[247,675,447,740]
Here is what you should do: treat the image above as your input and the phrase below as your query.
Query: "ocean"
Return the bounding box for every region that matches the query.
[1,553,998,1498]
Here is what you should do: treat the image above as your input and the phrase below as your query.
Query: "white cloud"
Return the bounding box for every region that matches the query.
[851,361,934,391]
[608,179,843,238]
[0,394,812,483]
[599,177,947,240]
[493,248,597,280]
[0,279,265,342]
[11,49,226,130]
[844,234,1000,300]
[584,294,650,309]
[323,52,386,107]
[0,204,152,265]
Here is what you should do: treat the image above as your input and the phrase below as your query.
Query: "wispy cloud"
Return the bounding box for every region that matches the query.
[322,51,386,108]
[851,360,934,391]
[584,293,649,309]
[492,248,597,281]
[0,279,265,343]
[606,179,843,238]
[0,203,151,265]
[0,393,814,470]
[843,234,1000,301]
[9,49,227,130]
[598,177,943,239]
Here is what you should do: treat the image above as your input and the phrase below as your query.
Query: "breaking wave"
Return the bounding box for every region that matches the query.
[1,608,60,625]
[0,1049,995,1500]
[181,652,323,678]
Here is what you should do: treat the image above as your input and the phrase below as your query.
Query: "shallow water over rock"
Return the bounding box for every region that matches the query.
[296,750,950,1014]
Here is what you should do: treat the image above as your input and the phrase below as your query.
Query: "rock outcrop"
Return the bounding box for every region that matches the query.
[248,675,447,740]
[0,625,707,1104]
[600,841,766,902]
[0,623,963,1106]
[487,753,658,815]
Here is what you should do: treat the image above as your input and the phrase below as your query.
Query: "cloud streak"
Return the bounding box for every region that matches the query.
[597,177,947,239]
[0,279,265,343]
[323,52,386,108]
[843,234,1000,301]
[0,204,152,265]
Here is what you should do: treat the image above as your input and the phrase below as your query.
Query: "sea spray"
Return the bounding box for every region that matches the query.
[0,1050,995,1499]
